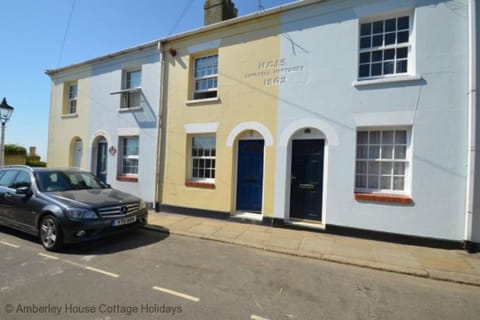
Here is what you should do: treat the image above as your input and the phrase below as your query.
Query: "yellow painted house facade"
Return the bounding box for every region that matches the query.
[159,12,283,219]
[47,66,92,169]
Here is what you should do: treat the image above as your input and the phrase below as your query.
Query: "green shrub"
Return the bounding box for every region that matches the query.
[5,144,27,156]
[26,160,47,168]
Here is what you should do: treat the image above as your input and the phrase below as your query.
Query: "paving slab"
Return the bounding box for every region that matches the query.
[188,223,223,237]
[265,236,302,251]
[149,214,186,227]
[234,229,271,249]
[372,246,423,269]
[299,237,334,256]
[211,224,250,240]
[167,217,205,232]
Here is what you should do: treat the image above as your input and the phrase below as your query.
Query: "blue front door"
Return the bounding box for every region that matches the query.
[290,139,324,221]
[96,141,108,183]
[236,140,264,212]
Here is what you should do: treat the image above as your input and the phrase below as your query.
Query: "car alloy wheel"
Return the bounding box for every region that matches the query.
[40,215,63,251]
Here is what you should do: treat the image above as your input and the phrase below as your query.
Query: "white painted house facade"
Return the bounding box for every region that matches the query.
[270,0,480,246]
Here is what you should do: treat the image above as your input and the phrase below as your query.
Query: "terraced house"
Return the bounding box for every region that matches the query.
[47,0,480,249]
[156,0,480,249]
[46,42,161,205]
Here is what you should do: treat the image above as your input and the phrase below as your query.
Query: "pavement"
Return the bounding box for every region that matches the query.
[145,211,480,287]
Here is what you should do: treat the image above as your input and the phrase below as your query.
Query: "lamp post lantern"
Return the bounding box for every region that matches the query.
[0,98,14,167]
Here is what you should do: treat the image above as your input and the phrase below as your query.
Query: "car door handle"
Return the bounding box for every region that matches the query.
[5,193,12,198]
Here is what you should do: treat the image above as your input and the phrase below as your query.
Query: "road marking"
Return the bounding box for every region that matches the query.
[0,240,20,248]
[152,286,200,302]
[38,253,59,260]
[61,259,120,279]
[251,315,270,320]
[85,266,120,278]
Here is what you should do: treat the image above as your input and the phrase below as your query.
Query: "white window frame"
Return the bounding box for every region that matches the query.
[67,82,78,114]
[119,136,139,176]
[355,127,411,195]
[358,12,414,80]
[120,69,142,109]
[188,135,216,182]
[192,54,218,100]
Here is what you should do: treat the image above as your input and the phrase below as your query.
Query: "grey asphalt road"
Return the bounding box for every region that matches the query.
[1,226,480,320]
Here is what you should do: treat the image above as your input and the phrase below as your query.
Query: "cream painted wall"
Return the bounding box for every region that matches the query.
[162,14,281,216]
[47,68,91,169]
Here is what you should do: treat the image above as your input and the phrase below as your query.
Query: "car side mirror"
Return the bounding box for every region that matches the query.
[16,186,32,196]
[100,182,111,188]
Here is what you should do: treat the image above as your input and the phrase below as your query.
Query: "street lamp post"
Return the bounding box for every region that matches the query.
[0,98,14,167]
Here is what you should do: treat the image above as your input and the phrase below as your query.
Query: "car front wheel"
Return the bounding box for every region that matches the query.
[40,215,63,251]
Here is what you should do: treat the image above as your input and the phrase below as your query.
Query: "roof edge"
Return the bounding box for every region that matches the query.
[45,40,160,76]
[159,0,327,44]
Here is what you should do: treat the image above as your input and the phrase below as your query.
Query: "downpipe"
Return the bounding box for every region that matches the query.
[464,0,477,253]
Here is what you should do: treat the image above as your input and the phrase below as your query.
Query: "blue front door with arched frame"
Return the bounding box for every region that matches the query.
[96,140,108,183]
[236,140,264,212]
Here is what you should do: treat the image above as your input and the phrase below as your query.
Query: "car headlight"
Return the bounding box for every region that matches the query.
[66,208,98,220]
[139,200,147,210]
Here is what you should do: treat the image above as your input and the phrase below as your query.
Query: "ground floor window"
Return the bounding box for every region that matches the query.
[190,135,216,181]
[120,136,139,175]
[355,128,409,193]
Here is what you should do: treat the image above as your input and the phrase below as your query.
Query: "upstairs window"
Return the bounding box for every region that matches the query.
[68,83,78,114]
[121,69,141,109]
[193,54,218,100]
[359,15,411,79]
[63,82,78,115]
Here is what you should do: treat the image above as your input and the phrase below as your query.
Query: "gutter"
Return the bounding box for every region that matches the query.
[45,40,159,76]
[465,0,477,251]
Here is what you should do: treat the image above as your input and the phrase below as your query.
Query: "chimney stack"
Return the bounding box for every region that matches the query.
[204,0,238,26]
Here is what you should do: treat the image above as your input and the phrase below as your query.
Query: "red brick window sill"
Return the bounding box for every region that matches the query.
[355,193,413,205]
[185,180,215,189]
[117,176,138,183]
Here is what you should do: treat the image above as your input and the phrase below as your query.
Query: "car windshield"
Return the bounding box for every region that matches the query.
[34,171,108,192]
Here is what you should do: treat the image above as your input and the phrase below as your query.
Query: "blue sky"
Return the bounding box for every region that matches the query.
[0,0,294,161]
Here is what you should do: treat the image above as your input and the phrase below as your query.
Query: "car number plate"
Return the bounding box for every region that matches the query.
[112,216,137,227]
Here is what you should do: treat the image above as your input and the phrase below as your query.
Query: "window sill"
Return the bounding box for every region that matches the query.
[353,75,423,87]
[110,87,142,95]
[61,113,78,119]
[185,180,215,189]
[185,97,220,106]
[118,106,142,113]
[355,193,413,205]
[117,176,138,183]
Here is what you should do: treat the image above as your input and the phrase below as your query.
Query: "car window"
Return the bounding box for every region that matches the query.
[11,171,31,189]
[0,170,19,188]
[34,171,106,192]
[35,172,71,192]
[66,172,104,190]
